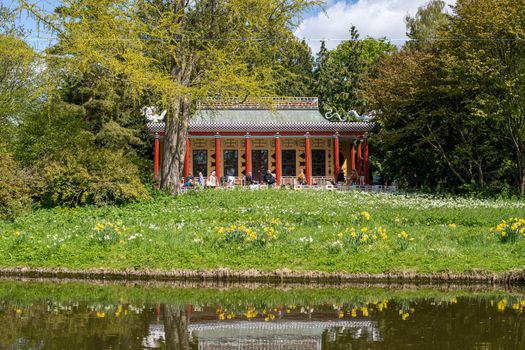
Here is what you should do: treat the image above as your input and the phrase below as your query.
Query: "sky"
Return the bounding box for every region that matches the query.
[297,0,457,53]
[3,0,457,53]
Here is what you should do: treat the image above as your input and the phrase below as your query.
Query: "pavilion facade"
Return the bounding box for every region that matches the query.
[146,97,374,186]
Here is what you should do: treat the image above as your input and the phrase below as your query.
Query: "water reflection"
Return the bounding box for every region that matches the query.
[0,280,523,349]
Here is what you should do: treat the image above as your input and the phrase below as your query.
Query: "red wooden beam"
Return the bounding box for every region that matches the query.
[334,135,340,183]
[305,134,311,185]
[183,138,191,178]
[154,135,160,179]
[364,139,370,185]
[275,135,281,185]
[215,135,221,179]
[245,135,251,175]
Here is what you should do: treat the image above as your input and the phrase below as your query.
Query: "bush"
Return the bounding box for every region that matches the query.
[30,147,150,207]
[0,145,31,219]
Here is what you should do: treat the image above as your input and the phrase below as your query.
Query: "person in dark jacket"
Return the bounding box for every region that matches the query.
[337,170,345,185]
[263,170,276,186]
[245,172,254,186]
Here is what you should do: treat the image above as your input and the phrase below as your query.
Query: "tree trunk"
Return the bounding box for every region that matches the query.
[161,304,191,350]
[160,97,189,193]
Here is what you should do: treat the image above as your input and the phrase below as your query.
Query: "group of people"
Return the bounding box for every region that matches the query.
[182,169,278,189]
[182,168,366,189]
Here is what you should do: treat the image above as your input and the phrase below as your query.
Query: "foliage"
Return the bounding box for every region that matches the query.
[0,34,37,146]
[405,0,450,48]
[492,218,525,243]
[366,0,525,196]
[0,144,31,220]
[20,0,320,192]
[0,189,524,273]
[313,28,396,116]
[29,147,150,207]
[397,231,414,250]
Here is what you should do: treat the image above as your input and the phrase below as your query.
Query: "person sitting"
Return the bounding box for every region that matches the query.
[351,169,359,185]
[337,170,345,185]
[183,178,194,188]
[208,170,218,188]
[245,171,254,186]
[198,172,205,187]
[297,169,306,185]
[263,170,276,186]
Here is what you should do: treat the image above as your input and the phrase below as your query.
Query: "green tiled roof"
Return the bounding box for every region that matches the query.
[193,109,327,123]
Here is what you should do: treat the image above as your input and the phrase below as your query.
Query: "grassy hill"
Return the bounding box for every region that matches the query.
[0,189,524,276]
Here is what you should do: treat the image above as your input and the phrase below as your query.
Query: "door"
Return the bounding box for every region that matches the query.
[282,150,296,177]
[251,150,268,183]
[312,149,326,176]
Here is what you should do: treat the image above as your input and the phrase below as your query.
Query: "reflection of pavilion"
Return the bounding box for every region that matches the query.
[189,320,381,350]
[144,319,382,349]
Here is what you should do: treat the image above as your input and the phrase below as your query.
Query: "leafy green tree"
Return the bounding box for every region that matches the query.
[405,0,449,48]
[0,35,37,146]
[0,143,31,220]
[274,37,314,96]
[313,27,396,116]
[441,0,525,195]
[366,0,524,195]
[20,0,319,193]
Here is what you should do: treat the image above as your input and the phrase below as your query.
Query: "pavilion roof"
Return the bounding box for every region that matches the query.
[146,97,375,134]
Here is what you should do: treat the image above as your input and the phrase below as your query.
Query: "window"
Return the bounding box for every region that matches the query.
[311,150,326,176]
[223,150,238,177]
[282,150,296,176]
[192,150,208,176]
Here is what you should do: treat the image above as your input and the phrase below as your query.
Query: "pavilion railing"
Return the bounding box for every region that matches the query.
[198,97,319,110]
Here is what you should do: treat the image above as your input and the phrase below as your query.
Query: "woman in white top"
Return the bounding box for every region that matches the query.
[208,170,218,188]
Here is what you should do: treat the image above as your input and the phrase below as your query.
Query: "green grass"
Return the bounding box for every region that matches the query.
[0,189,524,274]
[0,280,522,308]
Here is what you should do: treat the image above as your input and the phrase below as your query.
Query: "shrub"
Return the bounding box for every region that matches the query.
[30,147,150,207]
[493,218,525,243]
[0,145,31,220]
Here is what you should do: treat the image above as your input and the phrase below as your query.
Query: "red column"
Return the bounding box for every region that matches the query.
[215,135,221,179]
[357,140,362,177]
[275,135,281,185]
[305,134,311,185]
[350,142,355,172]
[364,138,370,185]
[183,138,191,178]
[333,135,340,182]
[154,134,160,178]
[245,135,251,175]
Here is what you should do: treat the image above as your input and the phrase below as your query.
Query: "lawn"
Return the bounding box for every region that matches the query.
[0,189,524,275]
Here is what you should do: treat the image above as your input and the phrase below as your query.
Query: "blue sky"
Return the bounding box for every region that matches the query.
[4,0,456,53]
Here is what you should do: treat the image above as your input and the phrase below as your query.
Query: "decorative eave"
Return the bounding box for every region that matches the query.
[147,121,375,134]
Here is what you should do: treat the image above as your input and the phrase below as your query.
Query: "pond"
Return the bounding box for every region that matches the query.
[0,279,524,349]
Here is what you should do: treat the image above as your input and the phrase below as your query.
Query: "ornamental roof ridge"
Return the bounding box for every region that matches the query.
[198,97,319,110]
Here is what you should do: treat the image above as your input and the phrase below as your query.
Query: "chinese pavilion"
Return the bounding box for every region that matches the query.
[146,97,374,185]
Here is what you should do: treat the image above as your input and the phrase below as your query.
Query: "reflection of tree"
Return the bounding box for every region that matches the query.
[161,304,191,350]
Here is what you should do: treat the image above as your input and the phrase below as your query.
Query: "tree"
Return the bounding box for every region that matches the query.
[441,0,525,194]
[20,0,319,193]
[405,0,449,48]
[313,27,396,116]
[365,0,524,195]
[0,5,37,146]
[273,37,313,96]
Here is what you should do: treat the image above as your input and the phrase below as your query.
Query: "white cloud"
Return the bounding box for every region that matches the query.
[295,0,457,53]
